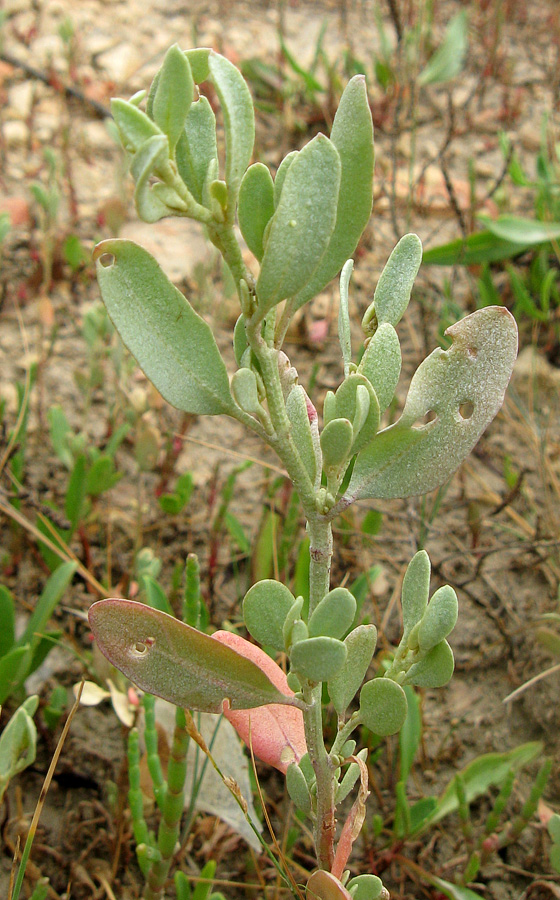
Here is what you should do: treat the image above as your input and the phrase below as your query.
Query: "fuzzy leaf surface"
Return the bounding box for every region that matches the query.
[88,600,296,712]
[238,163,275,261]
[294,76,374,310]
[175,97,218,204]
[346,307,518,501]
[152,44,194,153]
[95,240,234,415]
[256,134,341,313]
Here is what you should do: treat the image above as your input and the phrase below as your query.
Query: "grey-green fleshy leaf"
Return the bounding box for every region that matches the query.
[238,163,275,261]
[175,97,218,204]
[328,624,377,716]
[401,550,431,638]
[231,368,261,415]
[287,385,317,484]
[362,233,422,333]
[291,636,347,683]
[308,587,356,639]
[359,677,408,736]
[131,135,176,223]
[243,580,295,652]
[339,260,353,377]
[283,596,304,650]
[152,44,194,153]
[233,315,248,365]
[185,48,210,83]
[89,599,295,712]
[347,874,384,900]
[345,307,518,501]
[321,417,353,473]
[358,323,402,413]
[208,51,255,212]
[294,76,374,311]
[286,762,312,814]
[418,585,458,651]
[94,240,235,415]
[406,640,454,688]
[333,373,380,456]
[111,98,162,153]
[274,151,298,207]
[256,134,341,314]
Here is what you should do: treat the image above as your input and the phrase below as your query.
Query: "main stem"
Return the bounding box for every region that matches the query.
[218,222,337,871]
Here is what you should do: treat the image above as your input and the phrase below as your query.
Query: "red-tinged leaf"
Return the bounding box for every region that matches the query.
[307,871,353,900]
[88,600,296,713]
[212,631,307,773]
[331,754,369,879]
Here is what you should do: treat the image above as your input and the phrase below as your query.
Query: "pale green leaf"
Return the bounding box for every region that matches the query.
[401,550,430,638]
[111,98,162,153]
[418,585,458,651]
[478,214,560,245]
[338,259,353,377]
[208,51,255,210]
[346,875,383,900]
[328,624,377,716]
[308,587,356,639]
[346,307,518,501]
[152,44,194,153]
[294,76,374,311]
[131,135,176,223]
[243,580,295,652]
[405,640,454,688]
[256,134,341,314]
[238,163,275,261]
[94,240,235,415]
[418,12,468,86]
[362,233,422,332]
[175,97,218,204]
[291,636,347,682]
[358,323,401,413]
[320,417,353,472]
[286,385,318,484]
[274,151,298,207]
[286,762,312,814]
[333,373,380,456]
[414,741,543,833]
[359,677,408,736]
[89,599,297,712]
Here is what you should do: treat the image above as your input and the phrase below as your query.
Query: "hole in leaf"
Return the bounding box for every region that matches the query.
[466,346,478,359]
[458,400,474,420]
[98,253,115,268]
[130,637,154,658]
[412,409,438,430]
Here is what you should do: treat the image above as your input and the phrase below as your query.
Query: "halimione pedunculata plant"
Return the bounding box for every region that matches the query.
[88,44,518,900]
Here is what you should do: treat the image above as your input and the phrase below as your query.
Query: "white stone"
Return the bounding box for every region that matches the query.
[97,42,142,84]
[8,80,34,118]
[3,120,29,147]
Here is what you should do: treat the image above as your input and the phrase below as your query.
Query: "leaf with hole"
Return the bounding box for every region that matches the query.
[256,134,341,314]
[94,240,235,415]
[89,600,298,712]
[345,307,518,501]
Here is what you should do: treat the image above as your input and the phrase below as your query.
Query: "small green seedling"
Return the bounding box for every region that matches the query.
[87,46,518,900]
[0,695,39,804]
[0,562,76,705]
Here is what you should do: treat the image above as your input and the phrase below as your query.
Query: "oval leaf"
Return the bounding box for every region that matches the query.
[243,579,295,652]
[328,624,377,716]
[256,133,341,314]
[401,550,430,638]
[238,163,275,261]
[294,76,374,311]
[88,600,296,712]
[359,677,408,736]
[286,385,318,484]
[405,639,454,688]
[212,630,306,772]
[308,587,356,640]
[418,585,458,651]
[346,307,518,500]
[362,233,422,331]
[208,51,255,211]
[307,871,353,900]
[94,240,235,415]
[291,636,347,683]
[152,44,194,153]
[358,323,401,413]
[175,96,218,204]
